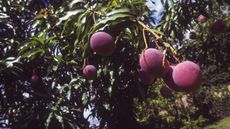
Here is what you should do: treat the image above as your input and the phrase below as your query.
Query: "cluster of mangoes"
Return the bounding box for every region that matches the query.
[82,31,202,98]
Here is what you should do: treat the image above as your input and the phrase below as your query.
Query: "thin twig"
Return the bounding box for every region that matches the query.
[142,29,148,49]
[92,11,96,24]
[137,20,180,62]
[162,49,167,66]
[82,58,87,69]
[137,20,160,49]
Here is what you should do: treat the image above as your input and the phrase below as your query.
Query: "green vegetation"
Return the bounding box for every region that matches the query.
[204,117,230,129]
[0,0,229,129]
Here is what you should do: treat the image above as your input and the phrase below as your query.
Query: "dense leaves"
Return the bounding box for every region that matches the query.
[0,0,230,129]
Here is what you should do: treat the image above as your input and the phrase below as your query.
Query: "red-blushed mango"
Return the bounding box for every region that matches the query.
[90,32,115,56]
[139,69,156,85]
[172,61,202,92]
[209,19,226,34]
[160,86,173,98]
[163,65,181,91]
[31,74,39,82]
[198,15,207,23]
[83,65,97,80]
[139,48,165,77]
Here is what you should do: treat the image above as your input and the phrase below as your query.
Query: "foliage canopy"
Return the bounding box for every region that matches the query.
[0,0,230,129]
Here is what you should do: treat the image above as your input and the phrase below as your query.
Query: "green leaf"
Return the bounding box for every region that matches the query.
[18,40,41,55]
[69,78,78,85]
[74,10,92,44]
[82,92,88,105]
[92,13,135,33]
[69,0,85,9]
[106,8,131,17]
[38,32,48,46]
[52,63,59,71]
[82,42,90,58]
[54,113,64,129]
[20,48,45,60]
[67,84,72,100]
[45,112,54,129]
[54,55,63,63]
[57,9,85,25]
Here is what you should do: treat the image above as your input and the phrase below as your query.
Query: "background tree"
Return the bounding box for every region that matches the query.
[0,0,229,129]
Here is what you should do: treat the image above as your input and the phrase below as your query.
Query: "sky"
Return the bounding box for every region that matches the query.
[146,0,163,12]
[146,0,164,24]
